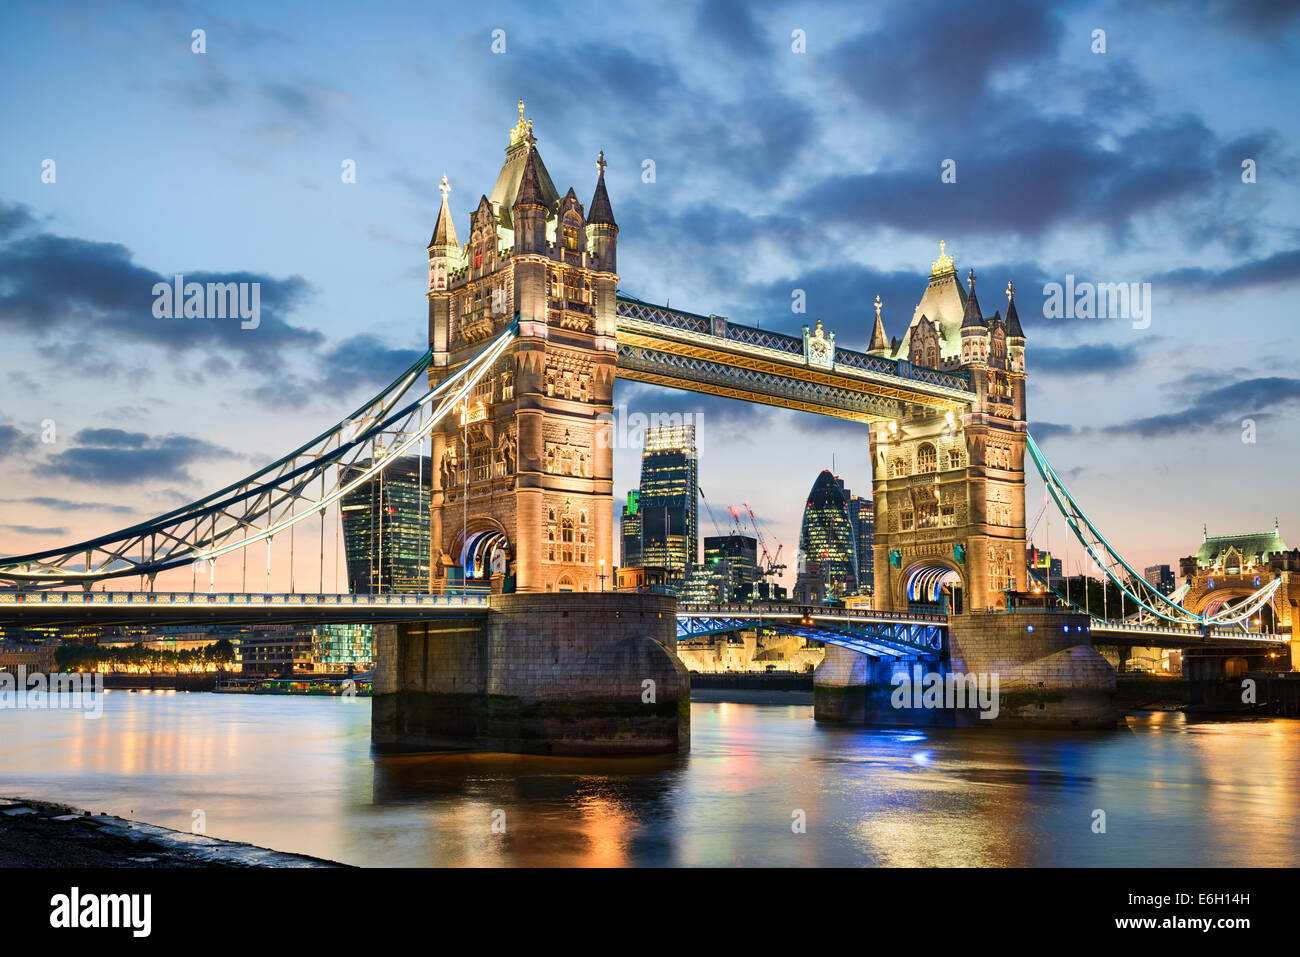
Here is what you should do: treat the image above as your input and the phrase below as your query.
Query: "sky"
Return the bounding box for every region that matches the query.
[0,0,1298,592]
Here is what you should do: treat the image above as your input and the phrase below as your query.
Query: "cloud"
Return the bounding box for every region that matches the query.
[0,496,135,514]
[0,424,33,458]
[1030,421,1078,442]
[1152,248,1300,296]
[0,523,66,536]
[37,430,236,484]
[1102,376,1300,437]
[0,205,322,381]
[1030,343,1145,377]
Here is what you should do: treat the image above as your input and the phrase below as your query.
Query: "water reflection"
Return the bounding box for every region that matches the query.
[0,693,1296,867]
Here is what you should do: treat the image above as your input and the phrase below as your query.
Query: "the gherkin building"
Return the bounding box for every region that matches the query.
[798,470,858,598]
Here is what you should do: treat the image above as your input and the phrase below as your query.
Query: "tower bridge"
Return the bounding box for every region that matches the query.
[0,102,1290,749]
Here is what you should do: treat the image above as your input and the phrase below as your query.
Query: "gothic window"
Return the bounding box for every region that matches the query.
[471,441,490,483]
[545,369,557,397]
[563,226,579,251]
[917,501,938,528]
[940,505,957,527]
[947,449,963,470]
[891,458,908,478]
[578,375,589,403]
[925,344,936,367]
[561,517,574,562]
[546,522,557,562]
[901,507,915,531]
[917,443,937,474]
[501,371,514,401]
[474,249,483,269]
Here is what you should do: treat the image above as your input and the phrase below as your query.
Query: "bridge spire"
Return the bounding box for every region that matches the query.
[961,267,985,330]
[588,149,617,228]
[429,174,459,249]
[868,293,890,356]
[1004,278,1025,340]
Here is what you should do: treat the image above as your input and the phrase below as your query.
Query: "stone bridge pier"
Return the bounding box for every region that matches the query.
[814,610,1117,729]
[372,592,690,756]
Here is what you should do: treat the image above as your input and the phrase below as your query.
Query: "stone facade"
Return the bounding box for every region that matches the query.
[425,104,618,594]
[372,592,689,755]
[870,251,1027,614]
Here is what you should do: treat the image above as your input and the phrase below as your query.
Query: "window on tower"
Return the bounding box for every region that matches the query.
[917,443,937,473]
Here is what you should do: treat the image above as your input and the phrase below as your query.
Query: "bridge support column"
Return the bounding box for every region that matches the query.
[372,593,690,755]
[814,611,1118,729]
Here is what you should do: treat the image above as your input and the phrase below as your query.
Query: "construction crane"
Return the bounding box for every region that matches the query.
[697,486,726,540]
[742,501,786,579]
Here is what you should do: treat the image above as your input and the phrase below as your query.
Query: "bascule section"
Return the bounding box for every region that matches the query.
[425,103,618,594]
[868,246,1028,614]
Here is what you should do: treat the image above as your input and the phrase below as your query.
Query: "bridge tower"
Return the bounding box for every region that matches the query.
[425,102,618,593]
[868,245,1028,613]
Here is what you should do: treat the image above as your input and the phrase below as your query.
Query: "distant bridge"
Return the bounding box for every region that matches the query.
[0,590,488,627]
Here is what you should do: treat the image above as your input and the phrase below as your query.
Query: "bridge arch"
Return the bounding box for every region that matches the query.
[901,558,963,614]
[452,518,512,582]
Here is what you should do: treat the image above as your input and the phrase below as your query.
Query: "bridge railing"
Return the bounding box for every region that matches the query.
[677,602,947,624]
[0,591,491,608]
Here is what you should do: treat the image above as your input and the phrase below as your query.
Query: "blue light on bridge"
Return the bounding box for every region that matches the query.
[1027,625,1034,632]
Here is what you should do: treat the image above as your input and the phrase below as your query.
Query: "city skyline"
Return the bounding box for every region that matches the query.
[1,1,1298,591]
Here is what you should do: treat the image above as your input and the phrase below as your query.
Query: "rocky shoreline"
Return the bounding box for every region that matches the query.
[0,798,347,868]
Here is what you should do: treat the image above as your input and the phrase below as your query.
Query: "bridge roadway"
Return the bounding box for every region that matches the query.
[0,590,489,626]
[0,591,1284,654]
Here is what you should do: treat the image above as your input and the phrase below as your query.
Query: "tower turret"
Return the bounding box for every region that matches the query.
[587,150,618,274]
[960,268,988,365]
[512,139,549,256]
[1005,280,1026,372]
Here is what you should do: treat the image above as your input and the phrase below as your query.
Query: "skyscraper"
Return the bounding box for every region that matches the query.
[1143,564,1175,596]
[845,493,874,593]
[637,425,698,576]
[340,455,432,593]
[620,490,642,568]
[798,470,858,599]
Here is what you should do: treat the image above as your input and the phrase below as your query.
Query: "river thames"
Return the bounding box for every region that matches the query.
[1,692,1296,867]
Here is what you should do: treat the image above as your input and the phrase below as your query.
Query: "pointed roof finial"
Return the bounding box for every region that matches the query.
[439,174,451,199]
[1006,279,1015,302]
[968,266,976,292]
[597,149,607,177]
[509,99,533,148]
[874,293,882,320]
[930,240,955,276]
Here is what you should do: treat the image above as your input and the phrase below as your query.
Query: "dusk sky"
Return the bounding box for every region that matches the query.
[1,0,1298,591]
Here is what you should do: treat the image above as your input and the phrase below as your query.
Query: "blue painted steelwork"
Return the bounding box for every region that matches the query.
[1026,433,1280,627]
[676,605,944,658]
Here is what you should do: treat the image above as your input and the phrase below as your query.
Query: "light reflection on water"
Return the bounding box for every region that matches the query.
[1,692,1296,867]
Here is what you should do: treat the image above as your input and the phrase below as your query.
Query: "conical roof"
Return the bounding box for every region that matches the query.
[1005,282,1025,339]
[489,140,558,228]
[589,152,616,228]
[961,268,985,330]
[429,175,458,249]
